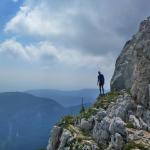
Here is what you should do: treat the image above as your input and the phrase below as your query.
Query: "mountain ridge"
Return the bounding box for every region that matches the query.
[46,17,150,150]
[27,89,100,107]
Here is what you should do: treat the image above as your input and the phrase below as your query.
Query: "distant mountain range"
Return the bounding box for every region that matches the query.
[27,89,100,107]
[0,89,99,150]
[0,92,66,150]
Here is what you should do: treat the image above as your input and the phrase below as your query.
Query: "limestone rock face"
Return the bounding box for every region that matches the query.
[58,129,72,150]
[47,126,63,150]
[111,17,150,108]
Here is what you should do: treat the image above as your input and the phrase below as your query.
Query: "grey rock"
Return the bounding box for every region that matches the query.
[92,117,111,146]
[107,93,134,121]
[47,126,63,150]
[58,129,72,150]
[139,118,148,130]
[129,115,141,129]
[142,109,150,127]
[82,145,91,150]
[110,133,124,150]
[110,38,136,91]
[109,117,127,137]
[128,133,140,141]
[95,108,107,122]
[80,118,94,131]
[128,130,144,141]
[136,105,144,117]
[111,17,150,109]
[135,130,144,136]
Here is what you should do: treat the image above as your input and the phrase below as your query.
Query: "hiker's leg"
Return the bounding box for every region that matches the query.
[100,85,103,95]
[99,85,102,95]
[102,84,104,95]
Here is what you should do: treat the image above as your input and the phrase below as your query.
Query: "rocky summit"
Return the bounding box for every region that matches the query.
[46,17,150,150]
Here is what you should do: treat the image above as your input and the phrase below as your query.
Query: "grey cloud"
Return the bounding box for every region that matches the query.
[5,0,150,57]
[41,0,150,56]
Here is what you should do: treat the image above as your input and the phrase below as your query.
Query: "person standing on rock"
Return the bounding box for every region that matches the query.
[97,71,105,96]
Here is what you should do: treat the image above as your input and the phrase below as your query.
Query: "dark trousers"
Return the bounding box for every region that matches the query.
[99,83,104,95]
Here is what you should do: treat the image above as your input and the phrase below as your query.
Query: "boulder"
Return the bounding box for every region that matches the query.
[92,117,111,146]
[107,92,134,121]
[80,118,94,131]
[110,133,124,150]
[109,117,127,137]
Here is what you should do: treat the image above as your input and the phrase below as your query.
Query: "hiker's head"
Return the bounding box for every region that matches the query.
[98,71,101,75]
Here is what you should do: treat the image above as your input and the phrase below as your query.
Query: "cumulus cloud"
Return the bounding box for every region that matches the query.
[5,0,150,56]
[0,39,30,60]
[0,39,114,70]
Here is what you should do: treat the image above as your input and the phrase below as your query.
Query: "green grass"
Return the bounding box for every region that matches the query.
[77,107,98,120]
[80,128,90,136]
[126,88,132,96]
[126,121,135,129]
[94,91,120,109]
[58,115,75,128]
[123,141,148,150]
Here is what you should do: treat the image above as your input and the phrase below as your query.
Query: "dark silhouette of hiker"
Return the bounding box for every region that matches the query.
[97,71,105,95]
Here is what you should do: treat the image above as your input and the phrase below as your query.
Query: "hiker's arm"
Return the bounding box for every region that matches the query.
[97,78,99,86]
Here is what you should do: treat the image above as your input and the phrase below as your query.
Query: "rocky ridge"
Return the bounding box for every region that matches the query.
[46,17,150,150]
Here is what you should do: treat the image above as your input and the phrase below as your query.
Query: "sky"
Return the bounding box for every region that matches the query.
[0,0,150,92]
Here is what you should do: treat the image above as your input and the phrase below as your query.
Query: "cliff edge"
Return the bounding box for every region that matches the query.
[46,17,150,150]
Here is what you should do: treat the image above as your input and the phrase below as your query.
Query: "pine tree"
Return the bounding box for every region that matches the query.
[80,97,85,113]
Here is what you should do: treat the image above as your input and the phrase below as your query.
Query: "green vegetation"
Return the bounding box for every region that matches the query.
[94,91,120,109]
[80,98,85,113]
[80,128,90,136]
[126,88,132,96]
[123,141,148,150]
[58,91,120,128]
[126,121,135,129]
[58,115,75,128]
[74,143,85,150]
[78,107,98,120]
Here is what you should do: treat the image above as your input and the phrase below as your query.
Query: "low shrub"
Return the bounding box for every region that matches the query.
[58,115,75,128]
[123,141,148,150]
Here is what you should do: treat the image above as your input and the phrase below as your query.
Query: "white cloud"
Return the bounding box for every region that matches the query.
[0,39,115,70]
[5,2,77,37]
[0,38,30,60]
[5,0,149,57]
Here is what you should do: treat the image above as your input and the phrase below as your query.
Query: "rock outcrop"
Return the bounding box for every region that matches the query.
[111,17,150,109]
[46,17,150,150]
